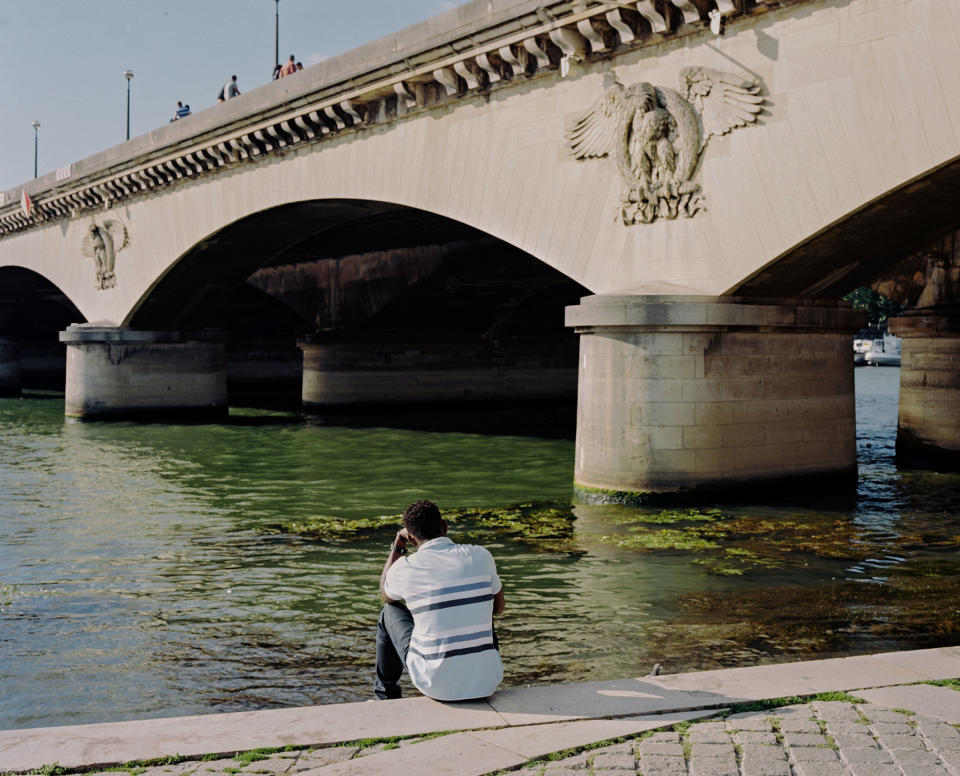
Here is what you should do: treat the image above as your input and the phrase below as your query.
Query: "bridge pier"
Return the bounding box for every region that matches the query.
[0,335,20,397]
[889,306,960,468]
[59,325,227,419]
[298,340,577,407]
[566,295,863,502]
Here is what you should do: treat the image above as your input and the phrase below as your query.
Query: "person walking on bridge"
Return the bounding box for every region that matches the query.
[376,499,505,701]
[280,55,297,77]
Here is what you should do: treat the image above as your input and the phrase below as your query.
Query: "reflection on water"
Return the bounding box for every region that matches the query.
[1,368,959,730]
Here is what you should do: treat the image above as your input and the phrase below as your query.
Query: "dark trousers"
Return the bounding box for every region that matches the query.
[374,602,501,700]
[375,602,414,700]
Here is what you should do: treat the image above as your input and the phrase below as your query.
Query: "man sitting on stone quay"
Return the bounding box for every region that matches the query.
[376,499,505,701]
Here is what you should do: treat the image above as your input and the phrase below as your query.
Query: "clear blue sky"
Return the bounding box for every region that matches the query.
[0,0,462,192]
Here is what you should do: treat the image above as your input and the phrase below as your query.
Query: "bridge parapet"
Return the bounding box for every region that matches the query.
[0,0,803,237]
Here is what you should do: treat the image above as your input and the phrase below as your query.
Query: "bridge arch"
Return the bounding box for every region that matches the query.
[0,266,84,393]
[730,154,960,300]
[135,197,587,408]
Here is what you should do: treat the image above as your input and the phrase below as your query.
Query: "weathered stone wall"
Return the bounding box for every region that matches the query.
[889,308,960,466]
[568,296,862,497]
[300,341,576,406]
[61,327,227,419]
[245,244,452,330]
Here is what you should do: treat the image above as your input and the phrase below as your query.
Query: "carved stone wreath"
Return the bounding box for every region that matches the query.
[80,219,129,290]
[566,66,766,225]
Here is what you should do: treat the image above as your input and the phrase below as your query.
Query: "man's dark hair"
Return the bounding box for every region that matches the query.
[402,500,444,541]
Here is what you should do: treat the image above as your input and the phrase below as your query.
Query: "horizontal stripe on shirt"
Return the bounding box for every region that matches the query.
[409,642,498,661]
[409,592,492,615]
[405,579,491,604]
[412,628,493,649]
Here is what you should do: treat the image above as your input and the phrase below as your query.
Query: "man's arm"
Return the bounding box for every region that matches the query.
[379,528,410,602]
[492,588,505,616]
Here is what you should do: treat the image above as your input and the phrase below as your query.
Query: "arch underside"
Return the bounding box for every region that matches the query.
[730,155,960,299]
[0,266,85,330]
[130,199,563,329]
[129,199,588,342]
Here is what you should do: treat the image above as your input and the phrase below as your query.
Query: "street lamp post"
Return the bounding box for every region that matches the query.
[32,120,40,178]
[123,69,134,140]
[274,0,280,72]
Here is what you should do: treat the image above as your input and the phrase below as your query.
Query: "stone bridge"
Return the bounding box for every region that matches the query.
[1,0,958,499]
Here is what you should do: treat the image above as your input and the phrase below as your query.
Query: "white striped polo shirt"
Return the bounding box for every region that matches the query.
[383,536,503,701]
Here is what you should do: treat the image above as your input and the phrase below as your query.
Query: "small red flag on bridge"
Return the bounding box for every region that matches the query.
[20,189,32,218]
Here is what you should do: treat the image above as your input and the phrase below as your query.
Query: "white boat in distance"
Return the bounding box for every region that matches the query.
[854,333,901,367]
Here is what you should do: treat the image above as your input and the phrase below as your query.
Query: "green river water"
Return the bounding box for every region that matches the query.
[2,367,959,730]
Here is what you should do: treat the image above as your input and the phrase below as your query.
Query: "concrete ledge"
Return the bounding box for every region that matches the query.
[59,326,224,345]
[565,295,864,332]
[3,647,959,773]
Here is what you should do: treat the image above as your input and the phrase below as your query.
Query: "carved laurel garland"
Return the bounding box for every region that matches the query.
[566,67,766,225]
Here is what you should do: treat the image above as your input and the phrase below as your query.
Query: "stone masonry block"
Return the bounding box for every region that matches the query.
[869,722,914,737]
[779,718,823,734]
[733,443,787,472]
[726,712,774,731]
[840,747,894,764]
[637,742,685,756]
[626,355,698,380]
[824,722,868,735]
[705,333,766,356]
[722,422,766,448]
[694,447,736,474]
[690,757,738,776]
[784,733,831,747]
[630,378,685,403]
[632,402,697,427]
[686,721,727,731]
[690,743,735,757]
[630,425,684,450]
[917,718,960,740]
[682,425,725,450]
[689,729,732,744]
[813,701,867,721]
[890,749,944,769]
[841,766,901,776]
[681,377,765,403]
[875,733,924,750]
[792,762,849,776]
[644,731,682,743]
[641,449,697,473]
[636,754,687,773]
[740,760,792,776]
[735,731,779,745]
[740,743,787,761]
[704,354,783,378]
[832,733,878,749]
[789,747,841,762]
[695,400,736,426]
[774,704,814,717]
[591,751,635,770]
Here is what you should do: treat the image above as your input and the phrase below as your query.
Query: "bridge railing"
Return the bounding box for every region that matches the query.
[0,0,795,238]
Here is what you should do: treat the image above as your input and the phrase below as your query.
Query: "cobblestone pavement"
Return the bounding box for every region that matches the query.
[73,701,960,776]
[514,701,960,776]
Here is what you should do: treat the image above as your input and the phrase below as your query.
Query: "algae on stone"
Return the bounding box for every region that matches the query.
[267,502,579,553]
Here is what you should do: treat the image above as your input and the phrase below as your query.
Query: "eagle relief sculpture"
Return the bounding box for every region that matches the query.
[566,66,765,225]
[80,220,128,290]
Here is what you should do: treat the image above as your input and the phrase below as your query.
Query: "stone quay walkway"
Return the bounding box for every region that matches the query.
[2,647,959,776]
